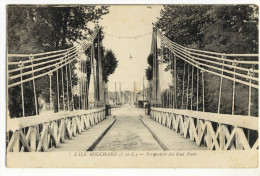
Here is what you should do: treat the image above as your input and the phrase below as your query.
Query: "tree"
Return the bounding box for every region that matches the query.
[84,39,118,85]
[145,54,153,80]
[200,6,258,54]
[155,5,258,53]
[7,5,110,117]
[8,6,110,53]
[155,5,210,49]
[154,5,258,115]
[102,50,118,83]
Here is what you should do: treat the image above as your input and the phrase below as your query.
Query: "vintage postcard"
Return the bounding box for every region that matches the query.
[5,4,259,168]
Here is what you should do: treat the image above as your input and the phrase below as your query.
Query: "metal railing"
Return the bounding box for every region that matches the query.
[150,107,258,150]
[148,28,259,150]
[7,28,100,117]
[7,108,105,152]
[6,28,109,152]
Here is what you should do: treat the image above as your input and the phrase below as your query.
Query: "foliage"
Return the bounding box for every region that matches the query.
[8,5,109,53]
[145,67,153,81]
[155,5,210,49]
[84,41,118,85]
[102,50,118,83]
[145,54,153,80]
[200,6,258,54]
[154,5,258,115]
[155,5,258,53]
[7,5,110,117]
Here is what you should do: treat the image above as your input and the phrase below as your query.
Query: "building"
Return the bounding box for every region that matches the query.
[107,91,134,106]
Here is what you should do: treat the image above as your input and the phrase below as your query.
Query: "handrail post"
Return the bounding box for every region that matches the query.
[84,60,87,109]
[171,51,174,109]
[48,72,53,111]
[29,55,38,115]
[181,62,186,109]
[167,90,169,108]
[161,37,164,108]
[231,60,238,115]
[174,53,177,109]
[84,63,87,109]
[55,64,60,112]
[69,63,74,111]
[79,61,81,109]
[217,54,225,114]
[86,79,89,109]
[186,64,190,109]
[196,64,199,111]
[201,69,205,112]
[162,90,164,108]
[165,90,167,108]
[18,61,25,117]
[191,65,194,110]
[248,68,253,117]
[81,61,85,110]
[170,51,174,109]
[85,62,88,109]
[61,60,65,111]
[66,61,70,111]
[247,68,254,144]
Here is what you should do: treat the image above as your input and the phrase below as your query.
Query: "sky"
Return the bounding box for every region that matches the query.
[98,5,162,92]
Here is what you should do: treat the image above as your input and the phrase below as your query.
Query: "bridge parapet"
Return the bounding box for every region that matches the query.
[6,108,105,152]
[150,108,258,150]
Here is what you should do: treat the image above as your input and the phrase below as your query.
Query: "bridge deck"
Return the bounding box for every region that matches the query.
[47,108,206,151]
[141,114,206,150]
[47,116,116,152]
[93,108,163,151]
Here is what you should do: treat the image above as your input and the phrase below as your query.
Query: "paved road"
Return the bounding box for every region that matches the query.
[93,107,163,151]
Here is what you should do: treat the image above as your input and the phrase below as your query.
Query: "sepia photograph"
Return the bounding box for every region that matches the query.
[3,2,259,169]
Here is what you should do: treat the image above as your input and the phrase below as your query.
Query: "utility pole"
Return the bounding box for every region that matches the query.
[143,77,145,103]
[134,81,136,103]
[119,82,121,103]
[115,82,117,105]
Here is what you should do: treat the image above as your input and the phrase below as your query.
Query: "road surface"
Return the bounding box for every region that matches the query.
[93,106,163,151]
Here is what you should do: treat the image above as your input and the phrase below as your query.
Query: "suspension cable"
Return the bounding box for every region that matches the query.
[159,35,259,89]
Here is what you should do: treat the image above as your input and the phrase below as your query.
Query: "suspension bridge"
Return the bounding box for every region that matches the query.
[6,27,259,152]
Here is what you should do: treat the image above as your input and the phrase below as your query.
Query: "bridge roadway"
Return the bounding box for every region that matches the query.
[48,106,204,151]
[93,107,162,151]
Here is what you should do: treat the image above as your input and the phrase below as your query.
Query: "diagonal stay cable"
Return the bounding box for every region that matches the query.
[160,35,258,82]
[159,34,258,89]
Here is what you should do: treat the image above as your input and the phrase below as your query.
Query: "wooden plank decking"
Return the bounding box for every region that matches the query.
[47,116,116,151]
[141,115,206,150]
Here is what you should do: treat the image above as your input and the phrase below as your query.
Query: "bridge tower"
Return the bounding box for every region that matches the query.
[134,81,136,103]
[151,27,162,107]
[119,82,122,103]
[95,29,105,107]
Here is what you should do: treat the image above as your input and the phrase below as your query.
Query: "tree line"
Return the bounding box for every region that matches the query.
[7,5,118,118]
[146,5,258,116]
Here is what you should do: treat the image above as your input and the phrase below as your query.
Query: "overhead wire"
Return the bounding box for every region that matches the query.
[159,35,259,82]
[159,31,259,67]
[157,30,259,89]
[104,32,152,39]
[8,28,100,88]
